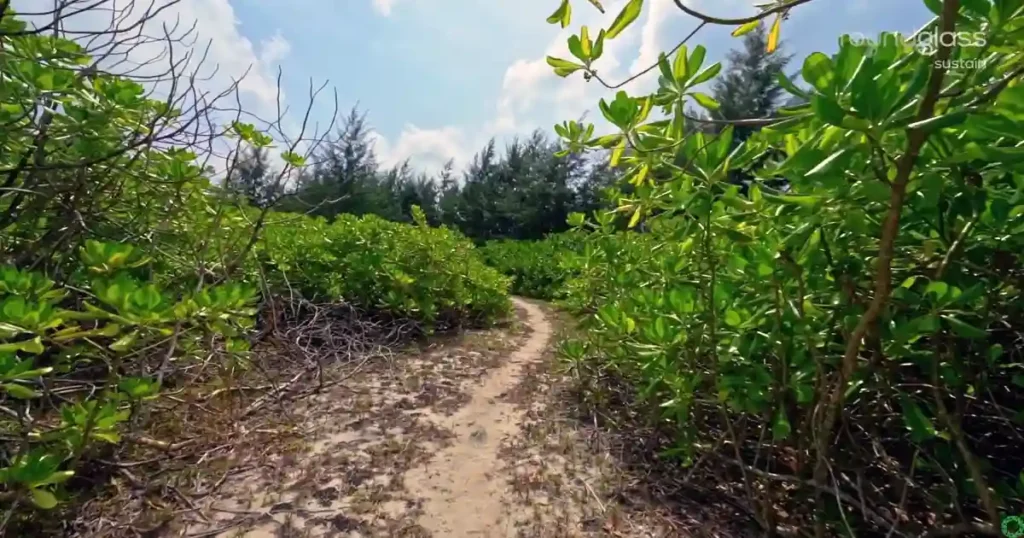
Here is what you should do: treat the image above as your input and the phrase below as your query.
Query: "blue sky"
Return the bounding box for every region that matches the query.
[28,0,934,174]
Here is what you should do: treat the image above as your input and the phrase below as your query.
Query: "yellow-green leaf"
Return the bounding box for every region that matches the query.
[610,137,627,167]
[628,206,642,228]
[606,0,642,40]
[732,20,760,37]
[673,45,689,81]
[630,163,650,186]
[767,14,782,53]
[3,383,40,399]
[546,56,584,77]
[773,409,791,440]
[546,0,572,28]
[31,488,58,509]
[724,309,742,327]
[691,92,720,111]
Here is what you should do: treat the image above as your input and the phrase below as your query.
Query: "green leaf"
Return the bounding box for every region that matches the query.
[960,0,991,15]
[688,63,722,87]
[606,0,642,40]
[657,53,674,83]
[32,470,74,487]
[925,280,949,300]
[766,14,782,53]
[610,137,626,166]
[724,309,742,327]
[907,110,971,131]
[281,151,306,167]
[568,35,586,62]
[673,45,689,82]
[628,206,642,228]
[899,395,936,442]
[802,52,835,94]
[591,29,606,61]
[687,45,706,77]
[772,409,791,440]
[691,92,720,111]
[732,20,760,37]
[805,149,848,177]
[36,72,55,91]
[776,71,810,100]
[943,315,988,339]
[3,383,40,399]
[31,488,58,509]
[762,192,820,208]
[92,431,121,444]
[546,0,572,28]
[546,56,584,77]
[812,95,845,126]
[988,344,1004,363]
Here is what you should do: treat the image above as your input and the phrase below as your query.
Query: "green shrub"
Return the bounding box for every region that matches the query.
[260,207,511,327]
[478,233,583,300]
[0,243,257,511]
[0,7,510,523]
[542,0,1024,533]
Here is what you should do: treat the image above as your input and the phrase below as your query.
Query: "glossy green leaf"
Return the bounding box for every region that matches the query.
[3,382,40,399]
[606,0,642,39]
[732,20,760,37]
[546,0,572,28]
[899,395,936,442]
[31,488,58,509]
[801,52,835,94]
[691,92,720,111]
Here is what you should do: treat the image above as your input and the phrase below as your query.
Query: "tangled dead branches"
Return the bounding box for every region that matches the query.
[5,297,422,537]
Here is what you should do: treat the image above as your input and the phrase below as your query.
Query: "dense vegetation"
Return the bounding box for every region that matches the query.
[4,0,1024,535]
[478,234,583,300]
[249,108,620,243]
[492,0,1024,535]
[0,6,507,526]
[259,209,510,326]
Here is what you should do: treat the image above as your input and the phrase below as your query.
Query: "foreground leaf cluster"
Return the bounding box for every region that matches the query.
[522,0,1024,533]
[0,10,509,521]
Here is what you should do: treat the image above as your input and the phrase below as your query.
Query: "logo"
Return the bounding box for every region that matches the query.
[840,31,986,56]
[839,31,989,70]
[1005,515,1024,538]
[913,31,987,56]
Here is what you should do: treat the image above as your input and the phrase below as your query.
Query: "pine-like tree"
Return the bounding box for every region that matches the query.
[227,145,278,208]
[300,106,382,218]
[711,23,793,141]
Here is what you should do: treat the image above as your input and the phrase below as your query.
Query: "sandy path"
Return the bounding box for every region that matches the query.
[402,298,552,537]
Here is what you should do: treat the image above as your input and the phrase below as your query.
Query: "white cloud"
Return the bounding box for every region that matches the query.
[259,31,292,68]
[370,0,642,175]
[372,0,396,16]
[631,0,676,74]
[489,0,639,137]
[373,125,470,173]
[15,0,289,121]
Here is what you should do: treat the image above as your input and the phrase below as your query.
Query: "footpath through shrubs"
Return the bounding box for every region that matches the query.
[479,0,1024,535]
[0,9,509,532]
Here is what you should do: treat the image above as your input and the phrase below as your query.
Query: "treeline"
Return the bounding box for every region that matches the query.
[228,25,794,242]
[229,109,618,242]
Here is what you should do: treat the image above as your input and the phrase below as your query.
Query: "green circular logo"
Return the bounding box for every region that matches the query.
[1004,516,1024,538]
